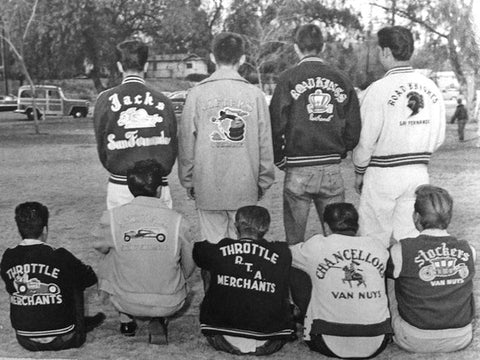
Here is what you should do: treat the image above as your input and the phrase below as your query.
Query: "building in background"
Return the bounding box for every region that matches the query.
[147,54,208,79]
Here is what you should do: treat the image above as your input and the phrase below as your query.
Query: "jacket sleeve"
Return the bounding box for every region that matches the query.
[269,75,291,169]
[179,217,196,278]
[61,249,98,290]
[192,241,215,270]
[92,91,110,170]
[257,93,275,192]
[352,84,384,174]
[163,97,178,174]
[290,235,321,273]
[343,87,361,152]
[178,89,197,189]
[433,96,446,152]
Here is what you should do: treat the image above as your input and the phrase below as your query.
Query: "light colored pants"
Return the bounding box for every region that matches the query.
[283,164,345,245]
[359,165,428,246]
[388,279,472,353]
[106,182,172,210]
[197,209,237,244]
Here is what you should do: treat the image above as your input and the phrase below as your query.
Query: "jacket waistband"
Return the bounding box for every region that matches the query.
[16,324,75,337]
[109,174,169,186]
[200,324,294,340]
[279,154,342,169]
[355,152,431,174]
[311,318,392,337]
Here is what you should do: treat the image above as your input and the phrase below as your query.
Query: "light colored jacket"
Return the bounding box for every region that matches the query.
[178,68,274,210]
[95,196,195,317]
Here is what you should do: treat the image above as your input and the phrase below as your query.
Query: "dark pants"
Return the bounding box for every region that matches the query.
[457,119,467,140]
[16,288,86,351]
[206,334,286,356]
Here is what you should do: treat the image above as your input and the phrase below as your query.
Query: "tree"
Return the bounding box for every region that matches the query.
[371,0,479,104]
[0,0,42,133]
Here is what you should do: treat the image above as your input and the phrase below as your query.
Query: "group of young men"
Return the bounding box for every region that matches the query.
[0,21,475,359]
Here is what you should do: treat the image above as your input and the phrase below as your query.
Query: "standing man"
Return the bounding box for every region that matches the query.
[451,98,468,141]
[269,24,361,245]
[353,26,446,246]
[178,32,274,244]
[94,39,177,209]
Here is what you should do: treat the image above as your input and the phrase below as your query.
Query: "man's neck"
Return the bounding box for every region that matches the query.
[215,63,240,72]
[385,60,411,71]
[238,232,260,241]
[122,70,144,79]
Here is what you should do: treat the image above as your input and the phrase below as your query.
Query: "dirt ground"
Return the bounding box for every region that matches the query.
[0,115,479,360]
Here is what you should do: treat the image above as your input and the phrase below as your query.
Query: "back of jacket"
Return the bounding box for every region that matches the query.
[1,244,97,337]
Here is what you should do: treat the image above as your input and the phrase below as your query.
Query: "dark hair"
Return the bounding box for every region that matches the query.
[414,185,453,230]
[127,159,167,197]
[116,39,149,72]
[235,205,270,238]
[377,26,414,61]
[294,24,324,54]
[323,203,359,233]
[15,202,49,239]
[212,32,245,65]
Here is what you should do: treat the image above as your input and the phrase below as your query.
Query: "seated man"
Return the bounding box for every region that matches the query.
[93,159,195,344]
[0,202,104,351]
[193,205,294,356]
[290,203,391,359]
[388,185,475,353]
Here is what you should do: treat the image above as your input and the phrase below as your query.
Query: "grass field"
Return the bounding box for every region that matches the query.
[0,115,479,360]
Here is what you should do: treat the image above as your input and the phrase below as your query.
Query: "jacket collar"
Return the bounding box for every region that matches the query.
[384,66,414,77]
[420,229,450,237]
[200,68,249,84]
[130,196,168,208]
[299,55,324,64]
[19,239,47,246]
[122,74,145,85]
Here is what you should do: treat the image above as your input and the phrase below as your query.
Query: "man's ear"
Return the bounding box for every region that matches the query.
[293,43,303,59]
[143,62,149,74]
[117,61,124,74]
[156,185,163,199]
[209,53,217,65]
[238,54,246,66]
[413,211,423,232]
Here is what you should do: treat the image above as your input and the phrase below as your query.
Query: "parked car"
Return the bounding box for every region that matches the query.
[168,90,188,115]
[123,228,166,242]
[15,85,89,121]
[0,94,17,112]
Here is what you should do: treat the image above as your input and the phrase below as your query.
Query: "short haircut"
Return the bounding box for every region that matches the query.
[323,203,359,234]
[212,32,245,65]
[377,26,414,61]
[294,24,324,54]
[414,185,453,230]
[15,202,49,239]
[127,159,167,197]
[235,205,270,238]
[116,39,149,72]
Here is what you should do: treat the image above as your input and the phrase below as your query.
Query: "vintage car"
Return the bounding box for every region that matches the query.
[15,85,89,120]
[14,277,60,296]
[123,228,166,242]
[0,94,17,112]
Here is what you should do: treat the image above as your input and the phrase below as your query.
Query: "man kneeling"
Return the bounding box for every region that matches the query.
[94,159,195,344]
[290,203,391,359]
[193,206,295,355]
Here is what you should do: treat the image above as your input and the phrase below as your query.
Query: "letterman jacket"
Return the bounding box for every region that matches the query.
[269,56,361,169]
[353,67,445,174]
[291,233,391,341]
[96,196,195,317]
[389,230,475,330]
[193,238,294,340]
[93,75,177,186]
[178,68,274,210]
[0,240,97,338]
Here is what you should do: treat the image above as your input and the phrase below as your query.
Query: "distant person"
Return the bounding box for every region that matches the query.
[269,24,361,245]
[93,39,177,210]
[178,32,274,244]
[290,203,391,359]
[0,202,104,351]
[388,185,475,353]
[193,206,295,356]
[93,160,195,344]
[450,98,468,141]
[353,26,446,246]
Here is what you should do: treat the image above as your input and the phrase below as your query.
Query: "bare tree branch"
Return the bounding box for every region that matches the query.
[23,0,39,42]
